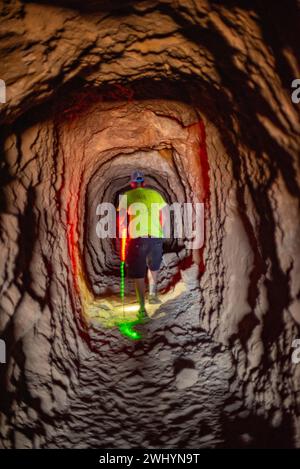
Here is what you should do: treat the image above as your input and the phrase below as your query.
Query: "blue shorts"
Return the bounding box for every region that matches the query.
[126,237,163,279]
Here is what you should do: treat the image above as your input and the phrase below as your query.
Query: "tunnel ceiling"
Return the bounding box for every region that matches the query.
[0,0,300,449]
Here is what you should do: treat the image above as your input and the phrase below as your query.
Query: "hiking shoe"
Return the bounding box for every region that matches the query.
[137,308,150,322]
[148,294,162,305]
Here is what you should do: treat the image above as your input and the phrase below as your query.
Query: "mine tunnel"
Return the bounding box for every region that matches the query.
[0,0,300,450]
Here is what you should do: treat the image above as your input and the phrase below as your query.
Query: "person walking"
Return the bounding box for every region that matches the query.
[118,170,168,320]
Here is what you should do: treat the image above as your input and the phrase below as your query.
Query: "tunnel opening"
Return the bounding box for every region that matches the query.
[84,151,194,292]
[56,83,210,330]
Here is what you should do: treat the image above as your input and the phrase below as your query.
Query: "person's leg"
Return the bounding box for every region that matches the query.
[147,238,163,304]
[148,269,161,303]
[126,238,149,317]
[148,269,159,296]
[134,277,146,310]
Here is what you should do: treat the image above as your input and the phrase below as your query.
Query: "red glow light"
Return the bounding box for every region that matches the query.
[121,228,127,261]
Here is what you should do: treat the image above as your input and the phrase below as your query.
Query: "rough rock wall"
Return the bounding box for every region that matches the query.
[0,0,300,448]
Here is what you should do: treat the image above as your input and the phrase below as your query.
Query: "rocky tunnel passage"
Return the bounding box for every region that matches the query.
[81,98,204,299]
[0,0,300,449]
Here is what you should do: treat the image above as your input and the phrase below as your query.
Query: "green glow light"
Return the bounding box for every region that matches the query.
[118,321,142,340]
[120,260,125,299]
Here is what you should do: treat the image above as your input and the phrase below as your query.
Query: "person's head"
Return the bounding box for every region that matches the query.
[130,170,145,189]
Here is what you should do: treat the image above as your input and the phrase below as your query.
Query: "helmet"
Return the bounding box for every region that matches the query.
[130,170,144,183]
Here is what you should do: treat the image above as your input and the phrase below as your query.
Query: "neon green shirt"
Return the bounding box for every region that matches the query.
[119,187,167,238]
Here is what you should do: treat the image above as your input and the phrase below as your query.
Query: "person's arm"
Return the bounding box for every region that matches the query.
[117,194,128,238]
[159,199,169,239]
